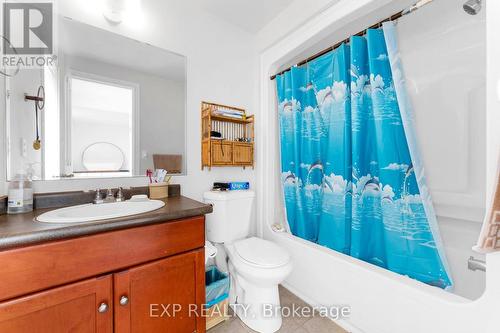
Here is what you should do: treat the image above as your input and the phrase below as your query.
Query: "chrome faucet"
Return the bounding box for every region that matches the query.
[93,189,104,204]
[468,256,486,272]
[103,188,116,203]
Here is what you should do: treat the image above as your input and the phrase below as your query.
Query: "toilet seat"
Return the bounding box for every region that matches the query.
[234,237,290,268]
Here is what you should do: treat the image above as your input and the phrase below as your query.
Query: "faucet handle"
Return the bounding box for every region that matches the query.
[116,187,124,202]
[94,188,103,204]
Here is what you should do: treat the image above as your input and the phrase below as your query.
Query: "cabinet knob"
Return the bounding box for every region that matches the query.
[98,302,109,313]
[119,295,129,306]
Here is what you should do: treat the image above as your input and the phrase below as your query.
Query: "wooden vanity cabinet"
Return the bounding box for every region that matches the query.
[0,216,206,333]
[0,275,113,333]
[114,250,205,333]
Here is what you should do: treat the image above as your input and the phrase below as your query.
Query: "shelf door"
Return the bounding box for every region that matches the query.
[114,249,205,333]
[211,142,233,165]
[233,143,253,165]
[0,275,113,333]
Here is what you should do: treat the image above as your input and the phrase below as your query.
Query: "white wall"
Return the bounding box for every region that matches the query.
[6,69,43,179]
[486,0,500,209]
[396,0,486,223]
[0,0,258,203]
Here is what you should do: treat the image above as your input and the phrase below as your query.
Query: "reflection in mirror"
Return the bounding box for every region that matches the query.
[6,16,186,180]
[82,142,126,173]
[70,76,133,176]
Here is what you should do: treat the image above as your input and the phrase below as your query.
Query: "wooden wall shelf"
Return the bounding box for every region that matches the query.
[201,101,254,170]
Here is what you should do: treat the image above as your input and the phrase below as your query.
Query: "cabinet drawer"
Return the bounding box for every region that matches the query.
[0,216,205,302]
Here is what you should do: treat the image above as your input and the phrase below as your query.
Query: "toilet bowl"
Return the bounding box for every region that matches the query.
[203,190,293,333]
[225,237,292,333]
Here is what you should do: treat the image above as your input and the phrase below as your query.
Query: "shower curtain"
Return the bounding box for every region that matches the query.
[276,22,452,289]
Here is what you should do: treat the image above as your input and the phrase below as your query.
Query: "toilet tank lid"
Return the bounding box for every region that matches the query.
[203,190,255,201]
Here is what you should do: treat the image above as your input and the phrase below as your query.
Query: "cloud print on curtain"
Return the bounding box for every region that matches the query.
[276,22,452,289]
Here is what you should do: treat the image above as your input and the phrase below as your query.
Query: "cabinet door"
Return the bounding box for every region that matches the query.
[211,141,232,165]
[114,249,205,333]
[233,143,253,165]
[0,275,113,333]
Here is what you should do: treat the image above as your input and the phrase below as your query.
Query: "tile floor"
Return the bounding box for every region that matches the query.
[208,286,347,333]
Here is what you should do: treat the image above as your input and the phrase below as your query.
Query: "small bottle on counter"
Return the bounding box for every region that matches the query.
[7,168,33,214]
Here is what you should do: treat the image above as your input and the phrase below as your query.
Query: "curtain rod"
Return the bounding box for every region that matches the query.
[269,0,433,81]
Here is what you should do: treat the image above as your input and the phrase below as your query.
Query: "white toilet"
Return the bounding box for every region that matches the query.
[204,190,292,333]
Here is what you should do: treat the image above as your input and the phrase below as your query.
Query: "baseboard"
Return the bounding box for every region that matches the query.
[280,281,365,333]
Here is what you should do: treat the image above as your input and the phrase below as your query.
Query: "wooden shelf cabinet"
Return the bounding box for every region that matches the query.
[201,101,254,170]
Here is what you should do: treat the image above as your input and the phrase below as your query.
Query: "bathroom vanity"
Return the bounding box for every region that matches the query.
[0,194,212,332]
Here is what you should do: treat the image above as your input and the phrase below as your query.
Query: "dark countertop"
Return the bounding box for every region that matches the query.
[0,196,212,251]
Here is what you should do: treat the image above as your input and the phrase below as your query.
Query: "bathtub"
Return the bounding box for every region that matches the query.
[257,0,496,332]
[263,228,499,333]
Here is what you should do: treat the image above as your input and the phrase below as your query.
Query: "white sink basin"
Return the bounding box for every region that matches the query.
[36,199,165,223]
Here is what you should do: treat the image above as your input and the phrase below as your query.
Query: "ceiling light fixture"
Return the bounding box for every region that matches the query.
[103,0,127,24]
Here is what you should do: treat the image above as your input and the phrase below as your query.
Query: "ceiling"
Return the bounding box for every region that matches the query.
[198,0,293,33]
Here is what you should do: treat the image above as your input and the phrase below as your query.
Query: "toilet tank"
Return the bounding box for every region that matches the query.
[203,190,255,243]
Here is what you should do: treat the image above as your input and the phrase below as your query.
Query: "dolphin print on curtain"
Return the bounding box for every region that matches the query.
[276,22,452,289]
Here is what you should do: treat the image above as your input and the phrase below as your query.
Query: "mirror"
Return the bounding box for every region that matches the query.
[6,17,186,180]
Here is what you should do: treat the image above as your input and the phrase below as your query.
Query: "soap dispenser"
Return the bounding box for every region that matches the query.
[7,168,34,214]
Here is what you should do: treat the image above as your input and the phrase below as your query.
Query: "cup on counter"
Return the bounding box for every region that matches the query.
[149,182,169,199]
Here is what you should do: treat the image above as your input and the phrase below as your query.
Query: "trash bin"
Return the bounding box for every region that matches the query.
[205,266,230,329]
[205,266,229,307]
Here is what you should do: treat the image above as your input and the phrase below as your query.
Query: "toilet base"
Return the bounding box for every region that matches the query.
[228,262,283,333]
